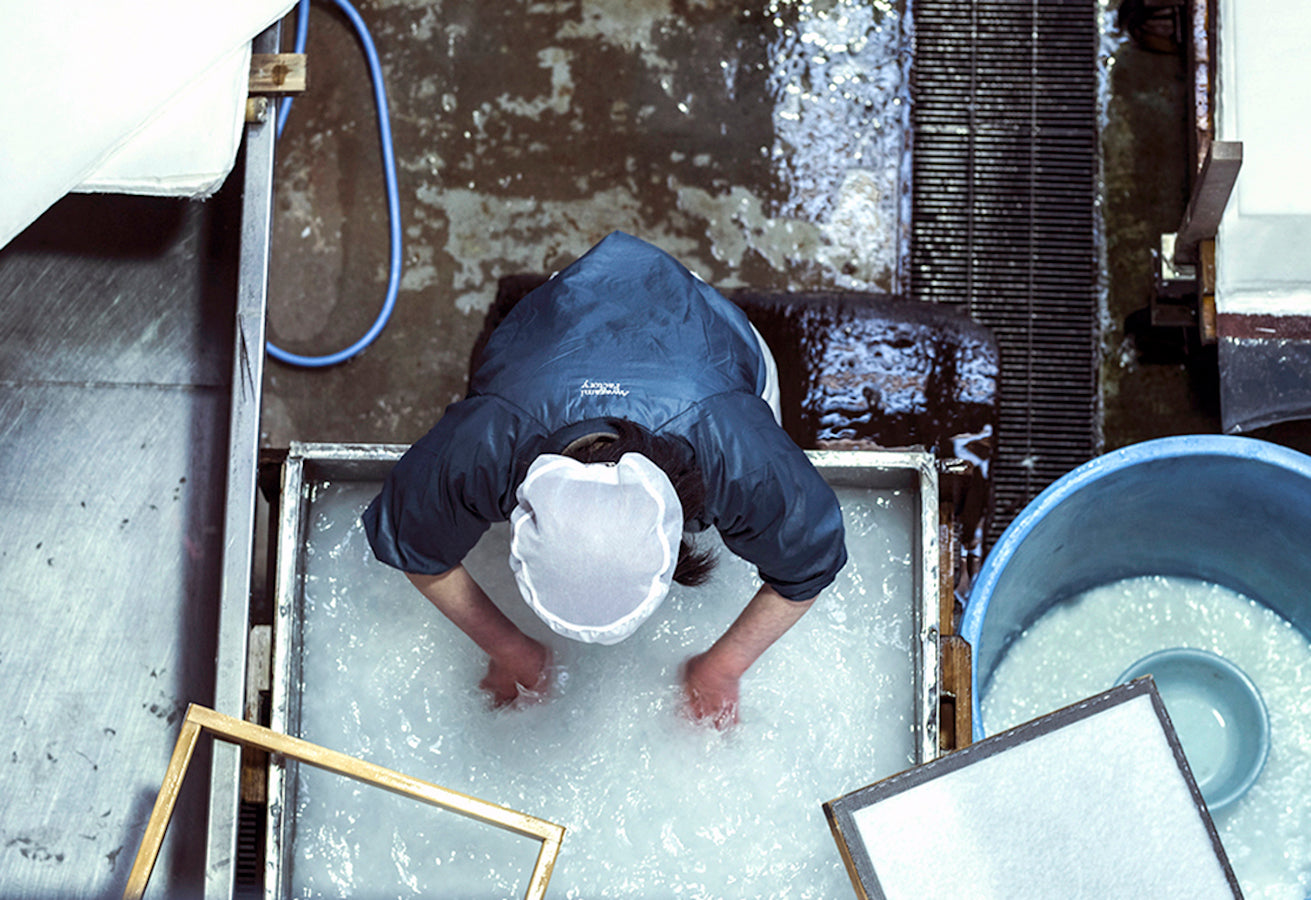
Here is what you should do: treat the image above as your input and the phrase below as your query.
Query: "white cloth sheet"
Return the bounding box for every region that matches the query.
[1215,0,1311,310]
[0,0,296,250]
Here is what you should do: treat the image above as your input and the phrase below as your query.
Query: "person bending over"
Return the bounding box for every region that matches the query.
[362,231,847,728]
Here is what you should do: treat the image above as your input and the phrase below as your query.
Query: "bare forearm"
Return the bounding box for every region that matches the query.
[682,584,814,726]
[407,566,551,706]
[702,584,815,678]
[406,566,535,660]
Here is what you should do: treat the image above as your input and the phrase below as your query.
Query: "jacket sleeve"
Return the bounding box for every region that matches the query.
[361,397,526,575]
[678,394,848,600]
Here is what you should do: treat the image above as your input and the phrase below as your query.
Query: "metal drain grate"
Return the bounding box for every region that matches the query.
[910,0,1100,544]
[234,798,265,895]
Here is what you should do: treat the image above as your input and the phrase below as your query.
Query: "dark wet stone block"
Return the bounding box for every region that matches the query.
[729,290,999,558]
[726,291,998,455]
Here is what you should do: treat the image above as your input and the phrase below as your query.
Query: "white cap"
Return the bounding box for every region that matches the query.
[508,452,681,645]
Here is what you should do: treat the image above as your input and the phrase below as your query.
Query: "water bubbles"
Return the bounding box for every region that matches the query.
[289,483,923,896]
[761,0,907,282]
[660,822,687,855]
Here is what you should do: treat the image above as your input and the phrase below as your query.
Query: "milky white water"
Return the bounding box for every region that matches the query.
[282,480,925,898]
[982,575,1311,900]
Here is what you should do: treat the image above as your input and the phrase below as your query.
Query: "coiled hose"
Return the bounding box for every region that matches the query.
[267,0,401,368]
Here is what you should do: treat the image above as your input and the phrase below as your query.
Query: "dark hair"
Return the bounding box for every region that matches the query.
[561,419,718,587]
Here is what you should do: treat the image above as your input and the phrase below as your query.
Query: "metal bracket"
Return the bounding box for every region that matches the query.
[1151,233,1202,330]
[1159,232,1197,284]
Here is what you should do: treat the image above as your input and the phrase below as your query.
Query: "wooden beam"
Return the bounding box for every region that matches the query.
[249,53,307,95]
[1199,239,1218,344]
[122,717,202,900]
[1173,140,1243,265]
[938,515,956,636]
[939,635,973,752]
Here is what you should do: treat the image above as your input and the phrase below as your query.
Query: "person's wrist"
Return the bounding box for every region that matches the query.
[489,630,541,664]
[693,645,748,684]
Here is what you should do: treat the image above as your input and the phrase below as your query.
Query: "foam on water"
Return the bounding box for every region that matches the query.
[286,481,921,898]
[982,575,1311,900]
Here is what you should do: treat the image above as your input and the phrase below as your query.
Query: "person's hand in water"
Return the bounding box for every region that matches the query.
[404,567,554,709]
[680,585,816,730]
[481,639,553,708]
[680,651,740,729]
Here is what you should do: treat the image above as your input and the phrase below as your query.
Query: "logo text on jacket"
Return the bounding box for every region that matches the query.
[579,379,630,397]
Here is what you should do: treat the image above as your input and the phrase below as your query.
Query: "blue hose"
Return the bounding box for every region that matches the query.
[268,0,402,368]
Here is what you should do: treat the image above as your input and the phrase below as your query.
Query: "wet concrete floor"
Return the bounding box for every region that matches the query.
[260,0,1310,454]
[263,0,913,445]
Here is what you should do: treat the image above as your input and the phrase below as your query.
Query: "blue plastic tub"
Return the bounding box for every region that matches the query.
[961,435,1311,741]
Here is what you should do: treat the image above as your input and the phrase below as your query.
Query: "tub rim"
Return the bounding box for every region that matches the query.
[961,434,1311,740]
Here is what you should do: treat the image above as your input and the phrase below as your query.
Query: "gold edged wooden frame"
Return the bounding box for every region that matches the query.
[123,704,564,900]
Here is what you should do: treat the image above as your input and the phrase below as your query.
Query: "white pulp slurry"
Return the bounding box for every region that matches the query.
[287,482,921,898]
[982,576,1311,900]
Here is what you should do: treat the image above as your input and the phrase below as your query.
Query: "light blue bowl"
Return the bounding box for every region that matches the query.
[1118,648,1270,811]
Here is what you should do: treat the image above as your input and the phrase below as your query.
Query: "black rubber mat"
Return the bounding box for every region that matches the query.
[910,0,1100,543]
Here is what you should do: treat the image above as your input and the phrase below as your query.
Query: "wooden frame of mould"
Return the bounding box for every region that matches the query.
[123,704,565,900]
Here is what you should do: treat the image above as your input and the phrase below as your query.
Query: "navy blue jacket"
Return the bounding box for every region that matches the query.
[363,232,847,601]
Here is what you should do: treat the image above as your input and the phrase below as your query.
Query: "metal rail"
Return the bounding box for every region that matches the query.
[204,21,279,900]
